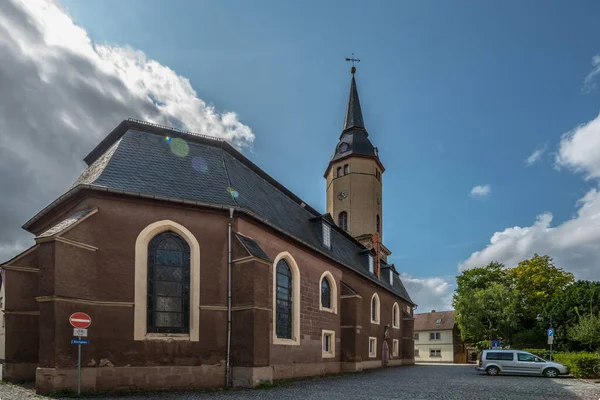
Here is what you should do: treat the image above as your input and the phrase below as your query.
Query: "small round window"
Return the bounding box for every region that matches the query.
[339,143,349,153]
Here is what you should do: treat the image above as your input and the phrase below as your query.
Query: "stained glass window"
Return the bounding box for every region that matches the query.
[321,278,331,309]
[147,231,190,334]
[371,296,377,322]
[276,259,293,339]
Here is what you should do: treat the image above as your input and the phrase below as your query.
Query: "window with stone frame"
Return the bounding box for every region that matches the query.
[321,277,331,309]
[147,231,190,334]
[322,330,335,358]
[343,164,349,175]
[414,333,419,340]
[393,339,399,356]
[337,166,342,177]
[275,259,293,339]
[429,332,441,341]
[415,349,420,357]
[371,293,380,324]
[392,303,400,328]
[369,337,377,358]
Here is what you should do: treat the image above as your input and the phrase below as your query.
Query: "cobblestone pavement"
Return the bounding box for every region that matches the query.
[3,364,600,399]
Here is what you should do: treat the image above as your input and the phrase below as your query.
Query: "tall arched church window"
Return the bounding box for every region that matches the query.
[337,167,342,177]
[376,215,380,233]
[276,259,293,339]
[338,211,348,231]
[321,278,331,309]
[371,293,380,324]
[344,164,349,175]
[147,231,190,334]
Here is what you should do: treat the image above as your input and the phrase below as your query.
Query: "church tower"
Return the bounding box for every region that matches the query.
[325,65,390,261]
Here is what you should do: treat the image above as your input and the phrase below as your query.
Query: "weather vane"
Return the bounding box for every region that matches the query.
[345,53,360,74]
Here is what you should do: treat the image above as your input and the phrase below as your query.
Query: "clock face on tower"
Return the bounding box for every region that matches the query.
[338,189,348,201]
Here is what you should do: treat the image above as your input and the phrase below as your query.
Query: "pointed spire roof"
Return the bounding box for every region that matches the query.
[343,68,365,131]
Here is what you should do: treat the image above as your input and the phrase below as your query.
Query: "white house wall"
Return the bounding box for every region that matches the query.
[414,329,454,363]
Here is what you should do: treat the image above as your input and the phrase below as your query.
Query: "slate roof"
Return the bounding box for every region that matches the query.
[235,233,271,262]
[414,310,456,331]
[327,70,382,171]
[37,209,97,238]
[25,119,413,304]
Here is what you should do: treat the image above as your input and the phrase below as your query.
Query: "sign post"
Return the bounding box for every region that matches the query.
[547,328,554,361]
[69,312,91,395]
[491,339,501,349]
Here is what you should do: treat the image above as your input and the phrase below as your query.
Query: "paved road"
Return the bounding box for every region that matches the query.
[2,364,599,399]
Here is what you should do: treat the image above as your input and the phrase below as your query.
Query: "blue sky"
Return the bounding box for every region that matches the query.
[2,0,600,310]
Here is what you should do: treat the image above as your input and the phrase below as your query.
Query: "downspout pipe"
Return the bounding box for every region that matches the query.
[225,207,234,387]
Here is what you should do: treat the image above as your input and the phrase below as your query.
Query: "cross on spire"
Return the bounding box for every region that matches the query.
[345,53,360,74]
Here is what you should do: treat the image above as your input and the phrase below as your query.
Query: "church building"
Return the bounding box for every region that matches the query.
[1,66,415,394]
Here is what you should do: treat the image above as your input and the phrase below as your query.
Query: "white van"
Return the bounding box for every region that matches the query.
[476,349,569,378]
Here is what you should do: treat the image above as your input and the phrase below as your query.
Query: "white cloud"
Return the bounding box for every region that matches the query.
[459,188,600,281]
[401,274,455,312]
[470,184,491,198]
[582,54,600,93]
[0,0,254,262]
[555,112,600,180]
[525,143,547,166]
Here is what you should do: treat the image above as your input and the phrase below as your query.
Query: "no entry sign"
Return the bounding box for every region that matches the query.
[69,312,92,329]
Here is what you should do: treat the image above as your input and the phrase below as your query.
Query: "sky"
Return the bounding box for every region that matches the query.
[1,0,600,312]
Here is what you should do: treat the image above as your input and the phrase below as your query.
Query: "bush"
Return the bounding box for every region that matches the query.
[553,352,599,378]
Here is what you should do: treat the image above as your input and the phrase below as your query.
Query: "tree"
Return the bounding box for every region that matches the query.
[455,282,519,345]
[455,261,507,298]
[507,254,574,320]
[569,313,600,356]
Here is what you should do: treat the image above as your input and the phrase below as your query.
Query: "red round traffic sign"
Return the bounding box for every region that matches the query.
[69,312,91,329]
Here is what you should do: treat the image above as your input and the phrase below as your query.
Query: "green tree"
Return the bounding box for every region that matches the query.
[507,254,574,320]
[569,313,600,356]
[455,261,507,298]
[455,282,519,345]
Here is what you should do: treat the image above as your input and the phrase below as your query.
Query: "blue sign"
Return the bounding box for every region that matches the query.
[71,339,89,345]
[491,340,501,349]
[548,328,554,337]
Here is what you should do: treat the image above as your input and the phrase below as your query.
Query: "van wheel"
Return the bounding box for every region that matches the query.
[486,366,500,376]
[544,368,559,378]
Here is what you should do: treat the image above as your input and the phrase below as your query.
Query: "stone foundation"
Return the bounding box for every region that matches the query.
[231,366,273,387]
[4,362,37,382]
[272,362,341,380]
[36,365,225,395]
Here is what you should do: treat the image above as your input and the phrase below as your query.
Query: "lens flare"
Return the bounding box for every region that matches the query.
[191,156,209,173]
[227,187,239,199]
[169,137,189,157]
[165,136,171,141]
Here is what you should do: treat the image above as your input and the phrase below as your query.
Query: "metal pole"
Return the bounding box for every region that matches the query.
[77,336,82,395]
[225,208,233,387]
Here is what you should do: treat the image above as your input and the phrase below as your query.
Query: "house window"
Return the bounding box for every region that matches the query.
[415,349,420,357]
[392,303,400,329]
[430,332,441,341]
[322,330,335,358]
[147,231,190,334]
[322,223,331,249]
[368,254,374,274]
[430,349,441,357]
[370,293,380,324]
[369,337,377,358]
[337,167,342,177]
[393,339,399,357]
[338,211,348,231]
[321,278,331,309]
[375,169,380,181]
[343,164,349,175]
[376,215,380,233]
[414,333,419,341]
[389,269,394,286]
[275,259,293,339]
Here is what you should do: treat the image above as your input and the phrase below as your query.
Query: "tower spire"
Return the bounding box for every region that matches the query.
[344,56,365,131]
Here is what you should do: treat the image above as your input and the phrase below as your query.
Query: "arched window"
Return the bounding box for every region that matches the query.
[321,278,331,309]
[337,167,342,177]
[371,293,380,324]
[376,215,380,233]
[147,231,190,334]
[319,271,337,314]
[276,259,293,339]
[344,164,349,175]
[338,211,348,231]
[392,303,400,329]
